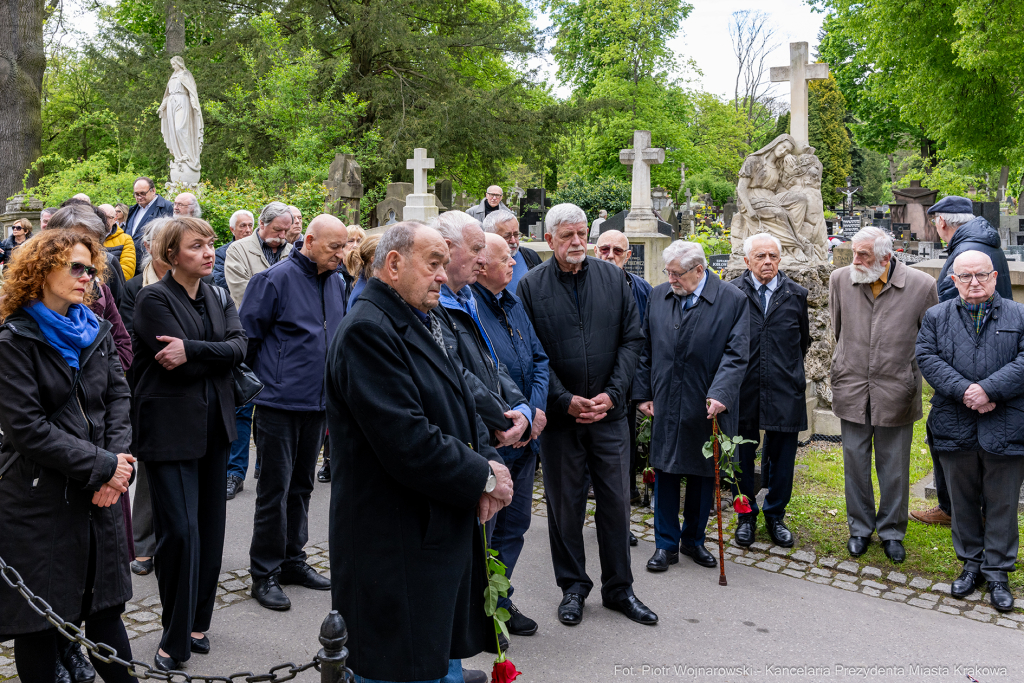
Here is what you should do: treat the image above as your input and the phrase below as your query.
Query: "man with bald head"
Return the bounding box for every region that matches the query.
[173,192,201,217]
[238,214,350,610]
[472,232,549,636]
[467,184,510,222]
[326,222,512,683]
[918,250,1024,612]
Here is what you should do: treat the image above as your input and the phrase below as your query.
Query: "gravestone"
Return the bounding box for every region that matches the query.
[600,210,628,234]
[892,223,911,240]
[375,183,413,226]
[325,153,364,225]
[832,242,853,267]
[708,254,731,271]
[972,201,1000,229]
[890,180,938,242]
[841,216,861,238]
[521,188,548,236]
[770,42,829,145]
[432,179,453,212]
[403,148,440,222]
[623,243,646,279]
[620,130,670,285]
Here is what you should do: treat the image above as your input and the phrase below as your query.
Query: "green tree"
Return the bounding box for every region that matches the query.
[549,175,631,222]
[808,75,851,207]
[687,92,750,183]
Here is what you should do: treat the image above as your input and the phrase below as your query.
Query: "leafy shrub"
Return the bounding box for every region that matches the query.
[681,172,736,206]
[21,153,151,207]
[199,179,328,244]
[549,175,631,222]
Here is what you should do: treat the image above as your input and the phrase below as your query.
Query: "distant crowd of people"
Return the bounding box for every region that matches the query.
[0,181,1021,683]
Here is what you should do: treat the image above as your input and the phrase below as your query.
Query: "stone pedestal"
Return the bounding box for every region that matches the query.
[403,194,439,223]
[0,194,45,236]
[625,232,671,287]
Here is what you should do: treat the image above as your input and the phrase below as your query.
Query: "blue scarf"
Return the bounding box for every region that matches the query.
[24,301,100,369]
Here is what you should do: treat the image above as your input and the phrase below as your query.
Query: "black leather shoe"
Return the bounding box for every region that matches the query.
[190,634,210,655]
[317,462,330,483]
[56,659,72,683]
[130,558,154,576]
[279,562,331,590]
[951,569,983,598]
[462,670,488,683]
[251,576,292,611]
[847,536,869,557]
[881,539,906,563]
[679,543,716,567]
[767,519,794,548]
[60,642,95,683]
[735,517,755,547]
[153,652,179,672]
[602,595,658,625]
[254,468,261,480]
[629,531,638,546]
[630,486,642,505]
[557,593,584,625]
[646,548,678,572]
[506,601,538,636]
[989,581,1015,612]
[226,475,243,500]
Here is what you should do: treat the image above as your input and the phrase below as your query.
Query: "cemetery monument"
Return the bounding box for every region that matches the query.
[620,130,670,285]
[325,153,363,225]
[159,57,204,186]
[403,148,440,223]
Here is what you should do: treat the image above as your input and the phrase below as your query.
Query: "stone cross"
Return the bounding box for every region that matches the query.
[619,130,665,225]
[771,42,829,145]
[837,175,862,215]
[406,148,435,195]
[679,162,687,192]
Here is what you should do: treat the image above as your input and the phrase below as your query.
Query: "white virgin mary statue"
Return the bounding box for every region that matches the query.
[159,56,204,184]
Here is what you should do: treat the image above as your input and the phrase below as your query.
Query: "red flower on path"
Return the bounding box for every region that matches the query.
[733,495,752,514]
[642,467,656,484]
[492,659,522,683]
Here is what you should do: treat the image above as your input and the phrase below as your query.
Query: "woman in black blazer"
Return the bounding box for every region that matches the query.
[132,216,246,670]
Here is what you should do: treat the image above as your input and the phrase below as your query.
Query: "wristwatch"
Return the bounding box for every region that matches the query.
[485,465,497,493]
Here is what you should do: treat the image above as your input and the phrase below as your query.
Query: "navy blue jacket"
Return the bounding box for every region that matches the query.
[626,271,653,399]
[238,249,347,411]
[213,242,232,293]
[937,217,1012,302]
[917,294,1024,456]
[472,283,550,456]
[349,273,368,309]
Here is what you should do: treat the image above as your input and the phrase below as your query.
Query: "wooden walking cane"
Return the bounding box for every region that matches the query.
[712,417,727,586]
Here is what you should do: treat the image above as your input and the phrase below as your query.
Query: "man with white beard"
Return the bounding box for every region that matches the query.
[829,227,938,563]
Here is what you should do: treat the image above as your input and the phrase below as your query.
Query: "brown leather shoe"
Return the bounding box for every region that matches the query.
[909,505,951,526]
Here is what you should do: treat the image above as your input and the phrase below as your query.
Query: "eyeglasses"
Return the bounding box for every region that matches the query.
[663,264,700,280]
[69,262,98,279]
[486,192,503,198]
[598,246,627,256]
[953,270,994,284]
[11,226,23,231]
[134,189,153,198]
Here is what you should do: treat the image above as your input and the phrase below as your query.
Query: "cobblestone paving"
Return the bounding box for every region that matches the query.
[3,472,1021,678]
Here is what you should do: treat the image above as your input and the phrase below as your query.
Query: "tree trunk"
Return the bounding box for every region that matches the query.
[887,153,896,183]
[165,0,185,56]
[998,164,1009,201]
[0,0,45,202]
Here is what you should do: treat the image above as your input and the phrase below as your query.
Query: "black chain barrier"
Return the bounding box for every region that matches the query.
[0,553,354,683]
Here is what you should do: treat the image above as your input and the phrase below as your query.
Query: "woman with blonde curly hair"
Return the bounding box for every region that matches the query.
[0,230,138,683]
[346,233,379,309]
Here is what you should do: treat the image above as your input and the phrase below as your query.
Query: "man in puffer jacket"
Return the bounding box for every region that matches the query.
[916,250,1024,614]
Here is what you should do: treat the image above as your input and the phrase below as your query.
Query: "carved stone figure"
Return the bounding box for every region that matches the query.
[728,133,828,268]
[159,57,204,185]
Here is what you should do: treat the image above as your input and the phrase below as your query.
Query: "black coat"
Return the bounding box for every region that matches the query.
[0,314,133,638]
[735,271,810,432]
[917,294,1024,456]
[937,217,1013,303]
[124,195,173,275]
[517,256,644,428]
[131,273,246,460]
[326,278,500,681]
[635,272,750,476]
[519,246,542,269]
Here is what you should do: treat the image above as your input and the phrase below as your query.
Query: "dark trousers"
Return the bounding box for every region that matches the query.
[734,429,798,521]
[227,402,254,480]
[939,450,1024,583]
[486,447,536,610]
[539,418,633,602]
[147,434,229,663]
[653,471,715,549]
[930,449,952,514]
[627,401,640,495]
[132,462,157,558]
[249,406,325,580]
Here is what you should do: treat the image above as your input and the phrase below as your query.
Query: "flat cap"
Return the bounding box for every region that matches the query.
[928,195,973,214]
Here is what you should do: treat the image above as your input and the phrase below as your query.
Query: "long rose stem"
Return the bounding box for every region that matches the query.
[713,418,727,586]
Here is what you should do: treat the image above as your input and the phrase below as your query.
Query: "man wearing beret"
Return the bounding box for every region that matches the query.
[909,196,1013,528]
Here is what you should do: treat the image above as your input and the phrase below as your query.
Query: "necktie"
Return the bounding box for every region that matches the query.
[428,312,448,357]
[685,293,696,310]
[758,283,768,314]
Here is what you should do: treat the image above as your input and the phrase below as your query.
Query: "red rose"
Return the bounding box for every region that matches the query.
[492,658,522,683]
[642,467,656,484]
[733,495,752,514]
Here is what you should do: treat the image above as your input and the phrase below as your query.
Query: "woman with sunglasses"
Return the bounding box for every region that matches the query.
[0,218,34,265]
[0,230,138,683]
[132,216,246,670]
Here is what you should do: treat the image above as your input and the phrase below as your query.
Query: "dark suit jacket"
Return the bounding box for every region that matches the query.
[325,278,499,681]
[124,195,173,275]
[131,272,246,460]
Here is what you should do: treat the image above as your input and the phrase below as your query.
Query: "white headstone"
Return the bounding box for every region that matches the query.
[403,148,439,222]
[406,148,435,196]
[619,130,665,235]
[770,42,829,146]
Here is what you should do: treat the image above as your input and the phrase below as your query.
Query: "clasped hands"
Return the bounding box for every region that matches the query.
[478,461,513,523]
[93,452,136,508]
[963,383,995,414]
[568,393,614,424]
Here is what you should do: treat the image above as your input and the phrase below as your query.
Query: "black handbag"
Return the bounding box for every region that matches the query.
[211,285,264,406]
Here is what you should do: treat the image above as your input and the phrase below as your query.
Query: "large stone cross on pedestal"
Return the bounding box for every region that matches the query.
[619,130,665,234]
[406,148,435,195]
[771,42,829,145]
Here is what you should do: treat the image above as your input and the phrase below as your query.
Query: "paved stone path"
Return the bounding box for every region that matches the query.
[3,457,1024,682]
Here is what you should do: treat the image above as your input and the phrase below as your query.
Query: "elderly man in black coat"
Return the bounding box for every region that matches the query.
[733,233,809,548]
[517,203,653,627]
[917,250,1024,613]
[637,240,749,573]
[326,222,513,683]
